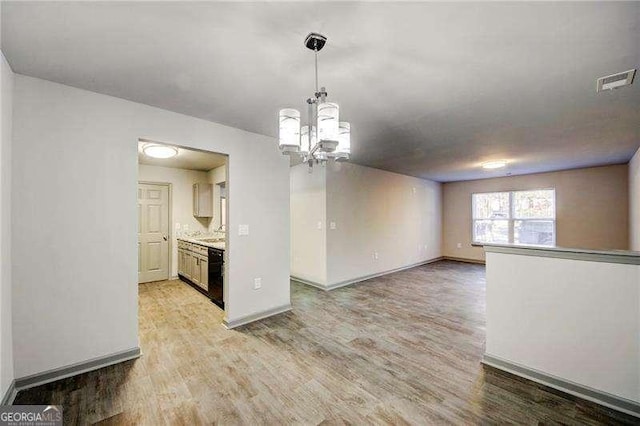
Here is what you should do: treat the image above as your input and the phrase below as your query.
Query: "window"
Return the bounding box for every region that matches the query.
[472,189,555,246]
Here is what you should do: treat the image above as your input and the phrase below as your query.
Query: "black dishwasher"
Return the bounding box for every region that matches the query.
[208,247,224,309]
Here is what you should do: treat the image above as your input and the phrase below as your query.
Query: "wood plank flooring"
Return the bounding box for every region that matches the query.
[14,261,638,425]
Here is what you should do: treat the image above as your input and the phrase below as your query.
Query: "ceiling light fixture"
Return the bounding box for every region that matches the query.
[482,160,507,170]
[278,33,350,169]
[143,144,178,159]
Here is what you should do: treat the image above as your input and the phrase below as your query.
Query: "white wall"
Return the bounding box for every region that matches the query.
[630,148,640,251]
[326,162,442,286]
[138,164,214,278]
[485,251,640,405]
[12,75,290,379]
[208,164,227,233]
[0,50,15,398]
[290,161,442,289]
[290,164,326,285]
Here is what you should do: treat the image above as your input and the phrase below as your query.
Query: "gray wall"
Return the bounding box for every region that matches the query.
[290,164,327,285]
[12,75,290,379]
[290,161,442,288]
[630,148,640,251]
[0,50,14,399]
[326,162,442,286]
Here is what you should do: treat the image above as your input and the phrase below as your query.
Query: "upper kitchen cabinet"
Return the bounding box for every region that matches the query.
[193,183,213,218]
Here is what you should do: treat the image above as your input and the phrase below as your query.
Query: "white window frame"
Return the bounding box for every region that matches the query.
[471,188,556,246]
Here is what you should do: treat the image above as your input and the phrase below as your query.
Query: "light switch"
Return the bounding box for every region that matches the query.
[239,224,249,236]
[457,243,462,249]
[254,278,262,290]
[330,221,336,230]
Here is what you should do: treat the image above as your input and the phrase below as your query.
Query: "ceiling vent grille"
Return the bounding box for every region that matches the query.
[597,69,636,92]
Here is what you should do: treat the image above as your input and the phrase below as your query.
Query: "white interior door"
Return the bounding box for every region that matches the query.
[138,183,170,283]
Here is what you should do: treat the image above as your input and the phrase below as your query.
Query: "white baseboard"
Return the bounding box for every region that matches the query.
[13,347,141,395]
[289,276,327,290]
[292,257,444,291]
[483,354,640,418]
[443,256,485,264]
[0,380,17,405]
[223,304,292,329]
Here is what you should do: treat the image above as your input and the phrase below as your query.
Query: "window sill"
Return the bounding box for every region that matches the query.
[471,243,483,247]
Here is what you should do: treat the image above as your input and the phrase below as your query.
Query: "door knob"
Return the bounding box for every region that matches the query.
[163,235,168,241]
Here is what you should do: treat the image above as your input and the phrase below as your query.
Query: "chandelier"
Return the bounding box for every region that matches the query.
[278,33,350,166]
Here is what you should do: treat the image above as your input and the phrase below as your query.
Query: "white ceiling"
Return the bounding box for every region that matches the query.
[2,2,639,182]
[137,141,227,171]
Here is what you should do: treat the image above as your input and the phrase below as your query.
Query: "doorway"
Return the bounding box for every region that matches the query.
[138,182,171,283]
[137,139,229,312]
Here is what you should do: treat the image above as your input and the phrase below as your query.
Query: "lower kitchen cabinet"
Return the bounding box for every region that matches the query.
[184,250,192,279]
[178,248,184,275]
[198,254,208,289]
[177,240,217,303]
[191,254,201,286]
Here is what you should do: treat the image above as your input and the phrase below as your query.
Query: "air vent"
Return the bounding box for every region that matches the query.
[597,69,636,92]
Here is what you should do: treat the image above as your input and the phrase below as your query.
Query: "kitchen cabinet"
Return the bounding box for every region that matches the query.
[193,183,213,218]
[177,239,212,296]
[198,254,208,290]
[190,254,208,291]
[191,254,201,286]
[184,250,193,279]
[178,243,186,276]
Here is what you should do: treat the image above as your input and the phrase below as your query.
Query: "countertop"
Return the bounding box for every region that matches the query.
[178,237,225,251]
[484,243,640,265]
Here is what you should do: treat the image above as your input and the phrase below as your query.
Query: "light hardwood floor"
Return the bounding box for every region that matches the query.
[14,261,637,425]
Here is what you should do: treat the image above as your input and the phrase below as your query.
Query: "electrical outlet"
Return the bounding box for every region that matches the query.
[254,278,262,290]
[317,221,322,230]
[457,243,462,249]
[412,187,416,195]
[373,251,379,260]
[330,221,337,230]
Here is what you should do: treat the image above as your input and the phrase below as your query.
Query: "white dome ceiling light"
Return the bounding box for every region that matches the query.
[143,144,179,159]
[482,160,508,170]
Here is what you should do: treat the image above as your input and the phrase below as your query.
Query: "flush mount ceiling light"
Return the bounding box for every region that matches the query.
[143,144,178,159]
[278,33,351,169]
[482,160,508,170]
